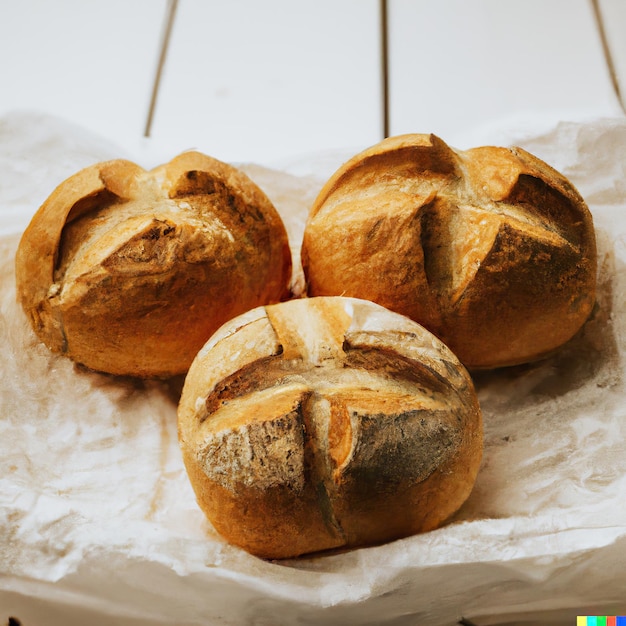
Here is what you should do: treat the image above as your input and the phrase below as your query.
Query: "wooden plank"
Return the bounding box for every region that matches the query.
[596,0,626,113]
[149,0,381,167]
[387,0,623,146]
[0,0,167,152]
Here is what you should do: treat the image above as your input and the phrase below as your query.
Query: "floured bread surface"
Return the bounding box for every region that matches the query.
[301,134,597,369]
[14,151,293,378]
[178,296,482,559]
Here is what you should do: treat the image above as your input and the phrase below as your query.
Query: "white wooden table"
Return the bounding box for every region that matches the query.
[1,0,624,167]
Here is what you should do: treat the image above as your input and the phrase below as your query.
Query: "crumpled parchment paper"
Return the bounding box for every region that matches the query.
[1,110,626,626]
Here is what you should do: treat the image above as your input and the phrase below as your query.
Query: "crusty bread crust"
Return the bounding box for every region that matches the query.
[15,151,292,377]
[301,134,597,369]
[178,296,483,559]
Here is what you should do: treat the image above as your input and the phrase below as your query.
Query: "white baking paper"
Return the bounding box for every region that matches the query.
[1,110,626,626]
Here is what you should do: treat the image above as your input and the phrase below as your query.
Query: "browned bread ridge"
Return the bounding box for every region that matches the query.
[301,134,597,369]
[15,151,292,378]
[178,296,483,559]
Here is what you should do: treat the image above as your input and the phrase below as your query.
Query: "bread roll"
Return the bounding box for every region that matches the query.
[15,151,292,378]
[178,296,482,559]
[301,134,597,369]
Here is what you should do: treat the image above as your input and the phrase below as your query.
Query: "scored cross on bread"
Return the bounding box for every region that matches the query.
[15,151,292,377]
[301,134,597,369]
[178,296,482,559]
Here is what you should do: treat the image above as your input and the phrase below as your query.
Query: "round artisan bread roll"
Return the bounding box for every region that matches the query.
[301,134,597,369]
[178,296,482,559]
[15,151,292,378]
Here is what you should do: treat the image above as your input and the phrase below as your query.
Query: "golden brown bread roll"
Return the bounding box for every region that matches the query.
[301,134,597,369]
[178,296,482,559]
[15,151,292,378]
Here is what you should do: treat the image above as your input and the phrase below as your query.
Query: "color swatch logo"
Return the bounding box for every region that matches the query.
[577,618,626,625]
